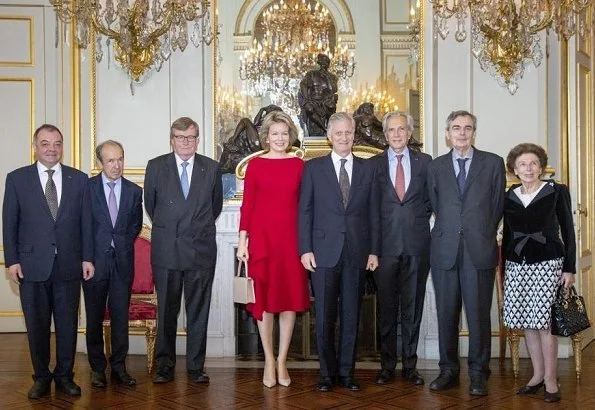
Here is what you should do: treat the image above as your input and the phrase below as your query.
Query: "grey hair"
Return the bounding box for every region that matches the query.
[95,139,124,163]
[382,111,414,134]
[445,110,477,131]
[326,112,355,137]
[33,124,63,144]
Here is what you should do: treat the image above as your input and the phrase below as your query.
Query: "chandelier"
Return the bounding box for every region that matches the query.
[239,0,355,113]
[430,0,593,94]
[341,86,400,117]
[50,0,215,83]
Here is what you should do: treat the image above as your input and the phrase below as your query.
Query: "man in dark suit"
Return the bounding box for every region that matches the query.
[299,112,379,392]
[84,140,143,388]
[427,110,505,396]
[2,124,94,399]
[144,117,223,384]
[370,111,432,386]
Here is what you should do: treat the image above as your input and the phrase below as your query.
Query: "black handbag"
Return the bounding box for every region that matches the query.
[551,285,591,337]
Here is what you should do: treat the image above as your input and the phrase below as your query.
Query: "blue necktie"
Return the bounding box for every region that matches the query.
[181,161,189,199]
[457,158,468,196]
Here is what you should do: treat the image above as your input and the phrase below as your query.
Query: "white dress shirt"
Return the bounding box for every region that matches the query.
[175,153,195,186]
[331,151,353,183]
[37,161,62,206]
[387,147,411,191]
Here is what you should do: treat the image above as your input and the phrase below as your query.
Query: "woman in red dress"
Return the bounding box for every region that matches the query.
[237,111,310,388]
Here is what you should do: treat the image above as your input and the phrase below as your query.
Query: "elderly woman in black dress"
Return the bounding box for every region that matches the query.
[502,143,576,403]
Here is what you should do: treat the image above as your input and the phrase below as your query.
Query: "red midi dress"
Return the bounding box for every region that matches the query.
[239,157,311,320]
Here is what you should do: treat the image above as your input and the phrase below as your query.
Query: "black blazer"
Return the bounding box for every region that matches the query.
[298,154,379,269]
[144,152,223,270]
[370,149,432,257]
[2,163,93,281]
[89,174,143,282]
[501,180,576,273]
[427,148,506,270]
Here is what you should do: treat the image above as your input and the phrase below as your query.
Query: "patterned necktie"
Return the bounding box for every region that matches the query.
[107,181,118,227]
[339,158,350,208]
[395,154,405,201]
[457,158,469,196]
[181,161,189,199]
[45,169,58,221]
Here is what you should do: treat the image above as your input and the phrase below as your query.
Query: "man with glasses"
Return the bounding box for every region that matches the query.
[144,117,223,384]
[427,110,505,396]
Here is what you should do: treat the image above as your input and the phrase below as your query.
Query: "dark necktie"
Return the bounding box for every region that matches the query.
[457,158,469,196]
[107,181,118,227]
[339,158,350,208]
[45,169,58,220]
[395,154,405,201]
[181,161,189,199]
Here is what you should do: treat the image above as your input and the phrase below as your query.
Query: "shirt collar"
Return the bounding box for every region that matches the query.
[175,153,195,167]
[331,151,353,164]
[388,146,410,161]
[101,172,121,186]
[37,161,61,174]
[452,146,474,160]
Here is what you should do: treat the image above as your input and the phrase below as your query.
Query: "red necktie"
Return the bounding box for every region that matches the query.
[395,154,405,201]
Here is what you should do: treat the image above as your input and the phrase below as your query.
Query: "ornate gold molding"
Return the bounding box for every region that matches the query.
[0,77,34,162]
[0,15,34,66]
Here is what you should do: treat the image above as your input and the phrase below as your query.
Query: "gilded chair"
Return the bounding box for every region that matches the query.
[103,225,157,373]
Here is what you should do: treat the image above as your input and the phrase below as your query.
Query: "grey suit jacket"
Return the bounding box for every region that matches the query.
[427,148,505,270]
[144,152,223,271]
[371,149,432,257]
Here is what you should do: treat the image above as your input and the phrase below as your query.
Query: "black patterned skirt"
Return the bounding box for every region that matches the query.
[503,258,563,330]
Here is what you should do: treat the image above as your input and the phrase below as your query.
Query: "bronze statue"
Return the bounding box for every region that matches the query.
[353,103,388,150]
[298,54,338,137]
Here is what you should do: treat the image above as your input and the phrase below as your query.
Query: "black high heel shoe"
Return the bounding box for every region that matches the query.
[516,380,544,395]
[544,386,561,403]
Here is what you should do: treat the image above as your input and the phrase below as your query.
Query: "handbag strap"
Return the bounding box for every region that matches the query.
[236,259,249,278]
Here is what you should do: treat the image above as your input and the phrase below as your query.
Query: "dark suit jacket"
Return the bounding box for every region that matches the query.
[427,148,505,270]
[89,174,143,281]
[501,180,576,273]
[144,152,223,270]
[2,163,93,281]
[371,149,432,257]
[298,154,379,269]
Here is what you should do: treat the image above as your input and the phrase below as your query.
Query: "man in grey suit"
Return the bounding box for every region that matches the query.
[3,124,94,399]
[427,110,505,396]
[370,112,432,386]
[299,112,379,392]
[144,117,223,384]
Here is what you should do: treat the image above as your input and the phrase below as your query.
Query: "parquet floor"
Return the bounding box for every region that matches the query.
[1,333,594,409]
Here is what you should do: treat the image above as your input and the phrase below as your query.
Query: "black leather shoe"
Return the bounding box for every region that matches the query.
[402,369,425,386]
[544,387,561,403]
[374,369,395,385]
[316,378,333,392]
[516,380,544,395]
[111,371,136,386]
[27,377,51,399]
[429,372,459,391]
[55,378,82,396]
[188,370,210,384]
[339,377,361,392]
[153,369,174,384]
[469,376,488,396]
[91,371,107,388]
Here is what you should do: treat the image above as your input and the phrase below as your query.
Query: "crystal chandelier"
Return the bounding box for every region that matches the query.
[50,0,215,83]
[430,0,593,94]
[239,0,355,113]
[341,85,400,115]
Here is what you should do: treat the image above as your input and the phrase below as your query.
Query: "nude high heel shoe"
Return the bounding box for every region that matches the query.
[277,362,291,387]
[263,361,276,388]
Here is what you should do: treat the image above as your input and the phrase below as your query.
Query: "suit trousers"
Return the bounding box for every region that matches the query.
[431,240,495,378]
[153,266,215,373]
[375,254,429,371]
[311,241,365,379]
[83,249,132,373]
[19,258,81,381]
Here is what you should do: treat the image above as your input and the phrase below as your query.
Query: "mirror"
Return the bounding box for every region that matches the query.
[212,0,423,196]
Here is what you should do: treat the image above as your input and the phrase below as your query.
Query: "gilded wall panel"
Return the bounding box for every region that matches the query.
[0,15,33,66]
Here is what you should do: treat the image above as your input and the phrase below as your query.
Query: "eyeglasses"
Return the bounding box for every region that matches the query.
[173,135,198,142]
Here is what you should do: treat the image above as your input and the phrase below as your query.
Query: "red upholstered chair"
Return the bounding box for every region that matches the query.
[103,225,157,373]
